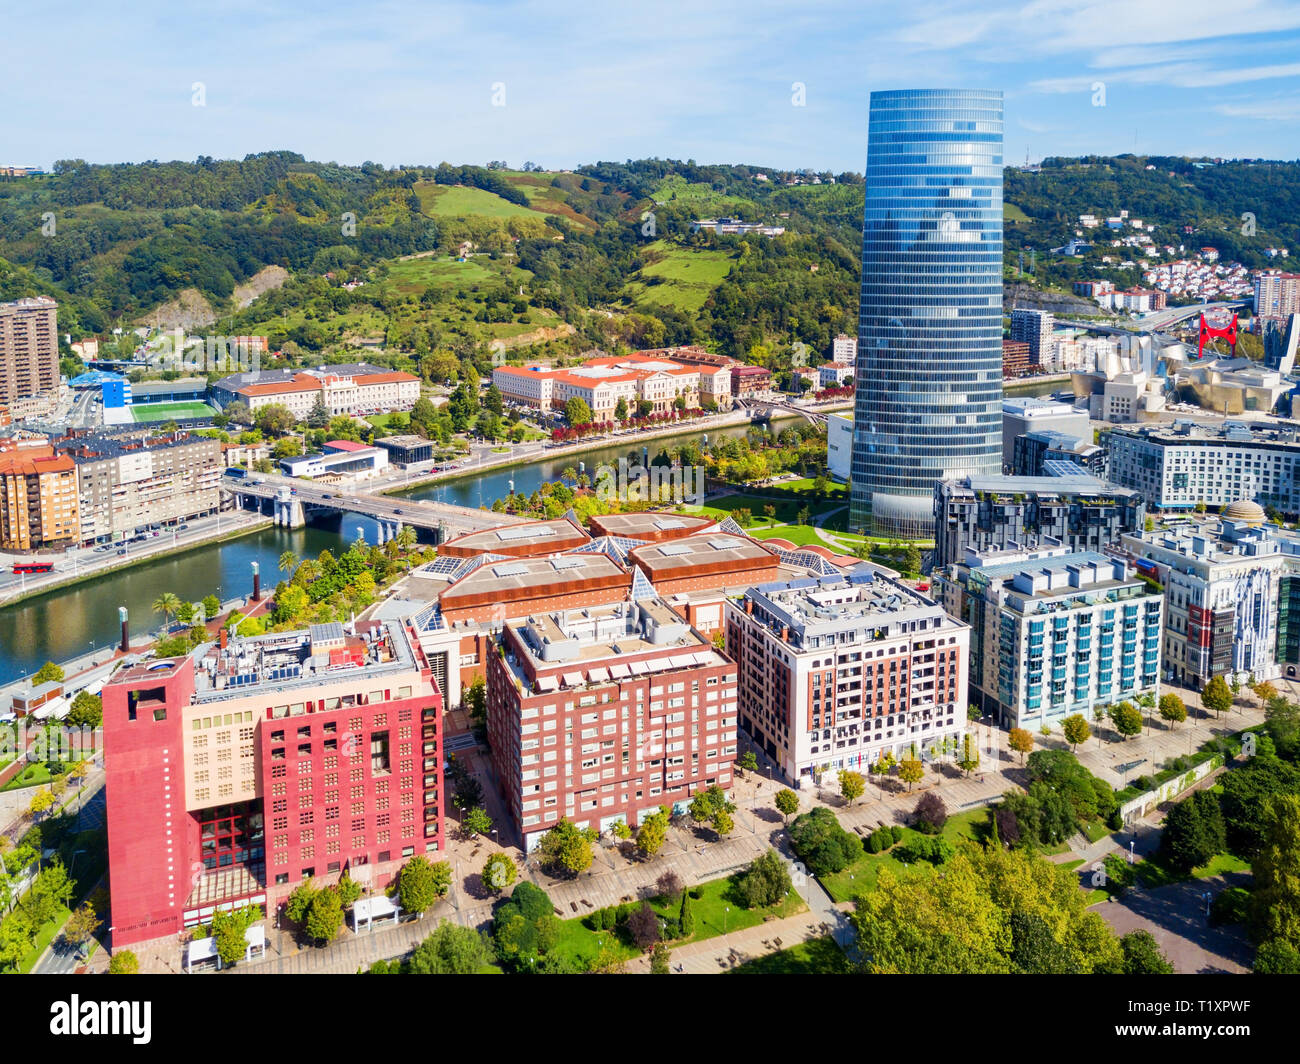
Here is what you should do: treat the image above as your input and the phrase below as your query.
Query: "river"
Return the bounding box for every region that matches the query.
[0,379,1063,685]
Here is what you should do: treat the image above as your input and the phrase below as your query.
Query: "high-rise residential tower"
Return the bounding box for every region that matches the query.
[0,296,59,408]
[850,89,1005,537]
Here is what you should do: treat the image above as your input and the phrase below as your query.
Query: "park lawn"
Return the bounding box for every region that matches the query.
[1084,888,1110,906]
[730,935,850,974]
[651,873,806,947]
[18,903,72,974]
[547,914,639,970]
[3,762,53,791]
[1059,859,1086,873]
[819,808,986,903]
[1080,818,1113,844]
[1133,850,1252,889]
[382,253,501,293]
[746,524,829,547]
[685,492,839,526]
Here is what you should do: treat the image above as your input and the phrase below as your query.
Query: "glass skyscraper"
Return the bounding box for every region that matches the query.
[850,88,1005,538]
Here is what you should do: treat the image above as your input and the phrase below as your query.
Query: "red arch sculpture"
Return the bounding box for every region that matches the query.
[1197,312,1238,358]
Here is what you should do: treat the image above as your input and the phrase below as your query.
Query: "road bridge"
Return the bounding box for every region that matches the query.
[222,472,529,544]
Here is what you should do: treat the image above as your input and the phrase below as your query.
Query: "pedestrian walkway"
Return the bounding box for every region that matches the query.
[623,911,836,973]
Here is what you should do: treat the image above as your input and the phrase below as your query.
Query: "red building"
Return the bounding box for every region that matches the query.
[486,597,737,849]
[102,619,444,948]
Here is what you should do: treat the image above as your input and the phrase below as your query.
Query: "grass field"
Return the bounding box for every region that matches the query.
[820,808,987,904]
[623,241,735,314]
[415,182,555,222]
[730,935,850,974]
[130,401,216,422]
[384,253,502,293]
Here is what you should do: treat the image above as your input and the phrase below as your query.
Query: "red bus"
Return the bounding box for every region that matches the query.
[11,562,54,574]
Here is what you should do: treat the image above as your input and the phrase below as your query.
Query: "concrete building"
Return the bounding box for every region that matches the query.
[374,435,434,467]
[212,364,420,420]
[933,474,1145,569]
[1010,309,1055,371]
[0,443,79,550]
[818,362,854,388]
[1109,420,1300,515]
[831,334,857,365]
[1013,428,1108,479]
[1122,510,1284,686]
[1001,397,1090,470]
[0,296,59,410]
[935,546,1163,729]
[279,440,389,481]
[101,618,444,947]
[725,569,969,787]
[486,597,737,849]
[827,413,852,482]
[57,429,223,546]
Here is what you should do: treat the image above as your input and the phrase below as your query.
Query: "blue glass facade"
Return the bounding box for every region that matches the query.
[850,89,1005,537]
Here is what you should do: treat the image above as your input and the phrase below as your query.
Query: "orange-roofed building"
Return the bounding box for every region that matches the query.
[0,443,79,550]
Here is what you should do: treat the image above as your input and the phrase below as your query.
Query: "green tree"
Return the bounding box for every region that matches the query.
[397,856,452,915]
[407,921,491,974]
[678,889,695,937]
[614,397,629,422]
[1201,675,1233,718]
[462,806,492,838]
[1062,714,1091,751]
[1008,727,1034,763]
[285,880,318,925]
[957,734,981,777]
[736,849,793,909]
[538,818,595,875]
[564,397,593,426]
[278,550,299,575]
[304,888,345,945]
[482,853,517,894]
[1159,692,1187,728]
[1108,702,1143,740]
[839,769,866,806]
[202,593,221,619]
[32,661,64,685]
[898,757,924,792]
[774,788,800,825]
[1118,930,1175,974]
[151,593,181,627]
[1250,794,1300,949]
[1159,791,1226,875]
[62,903,100,950]
[737,750,759,775]
[107,950,139,974]
[66,690,103,729]
[650,942,671,973]
[788,807,862,876]
[636,810,669,857]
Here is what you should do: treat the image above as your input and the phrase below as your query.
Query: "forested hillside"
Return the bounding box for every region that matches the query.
[2,152,1297,379]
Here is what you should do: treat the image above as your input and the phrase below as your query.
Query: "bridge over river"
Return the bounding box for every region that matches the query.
[223,472,529,544]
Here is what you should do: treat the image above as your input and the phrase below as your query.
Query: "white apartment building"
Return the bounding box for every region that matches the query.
[819,362,854,388]
[725,571,971,788]
[831,334,857,365]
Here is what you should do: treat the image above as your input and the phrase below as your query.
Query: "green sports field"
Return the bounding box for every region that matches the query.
[129,401,218,422]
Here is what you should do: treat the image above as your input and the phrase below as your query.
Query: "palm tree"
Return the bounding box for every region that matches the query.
[278,550,299,575]
[152,592,182,628]
[395,525,417,553]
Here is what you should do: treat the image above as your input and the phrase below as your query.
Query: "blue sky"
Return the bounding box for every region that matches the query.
[5,0,1300,171]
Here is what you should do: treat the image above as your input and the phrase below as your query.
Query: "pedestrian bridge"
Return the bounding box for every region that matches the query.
[222,472,528,544]
[736,398,829,426]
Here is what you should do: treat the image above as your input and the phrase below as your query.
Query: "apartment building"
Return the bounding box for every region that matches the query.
[56,430,223,545]
[818,362,854,388]
[725,570,970,787]
[486,598,737,849]
[1255,271,1300,327]
[1013,429,1108,479]
[1010,309,1055,371]
[0,443,79,550]
[830,333,857,365]
[933,475,1145,569]
[1122,513,1285,686]
[1001,397,1090,468]
[1002,339,1033,377]
[1109,420,1300,514]
[0,296,59,408]
[101,619,444,947]
[935,546,1163,729]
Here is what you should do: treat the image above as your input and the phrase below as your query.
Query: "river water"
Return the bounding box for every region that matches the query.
[0,379,1061,685]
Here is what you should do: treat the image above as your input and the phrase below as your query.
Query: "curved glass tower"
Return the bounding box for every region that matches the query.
[849,88,1004,538]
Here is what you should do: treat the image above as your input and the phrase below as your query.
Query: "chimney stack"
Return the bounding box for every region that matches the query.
[119,606,129,653]
[219,627,229,650]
